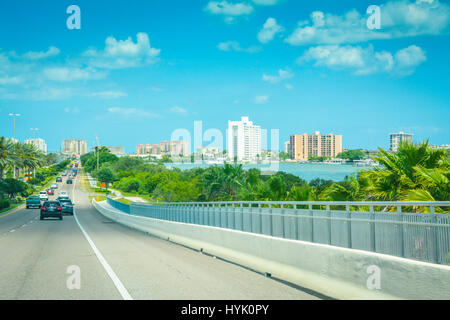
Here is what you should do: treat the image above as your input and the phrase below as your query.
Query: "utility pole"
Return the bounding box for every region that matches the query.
[9,113,20,179]
[30,128,39,180]
[95,135,100,170]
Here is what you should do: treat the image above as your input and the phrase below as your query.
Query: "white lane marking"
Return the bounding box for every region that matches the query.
[71,170,133,300]
[10,229,15,233]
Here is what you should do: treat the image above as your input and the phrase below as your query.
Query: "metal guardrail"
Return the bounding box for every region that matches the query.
[106,197,450,265]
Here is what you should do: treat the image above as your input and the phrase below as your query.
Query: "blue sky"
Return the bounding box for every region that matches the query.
[0,0,449,153]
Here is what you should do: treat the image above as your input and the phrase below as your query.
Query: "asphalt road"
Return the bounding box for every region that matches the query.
[0,171,321,300]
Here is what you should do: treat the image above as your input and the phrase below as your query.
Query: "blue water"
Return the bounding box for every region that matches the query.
[164,162,373,182]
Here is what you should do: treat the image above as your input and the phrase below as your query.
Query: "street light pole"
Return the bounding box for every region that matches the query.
[8,113,21,140]
[30,128,39,179]
[95,135,100,170]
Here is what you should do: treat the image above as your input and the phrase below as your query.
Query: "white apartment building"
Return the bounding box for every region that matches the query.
[24,138,47,154]
[390,132,413,152]
[62,139,87,156]
[227,116,261,161]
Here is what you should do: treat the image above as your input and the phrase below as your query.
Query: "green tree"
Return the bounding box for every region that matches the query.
[94,167,116,192]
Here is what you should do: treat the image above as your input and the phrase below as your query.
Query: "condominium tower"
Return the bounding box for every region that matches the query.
[136,141,189,156]
[24,138,47,154]
[289,131,342,161]
[62,139,87,156]
[390,132,413,152]
[227,116,261,161]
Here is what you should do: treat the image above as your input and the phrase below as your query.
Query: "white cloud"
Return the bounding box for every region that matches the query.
[22,47,60,60]
[262,68,293,83]
[44,67,107,82]
[285,0,450,46]
[298,44,427,76]
[205,1,253,16]
[30,88,74,101]
[83,32,161,69]
[258,18,284,43]
[64,107,80,114]
[254,95,269,104]
[169,106,188,115]
[91,91,128,99]
[217,41,261,53]
[252,0,279,5]
[0,75,23,85]
[107,107,159,118]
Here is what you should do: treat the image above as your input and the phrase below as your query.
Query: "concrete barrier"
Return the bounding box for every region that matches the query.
[93,200,450,300]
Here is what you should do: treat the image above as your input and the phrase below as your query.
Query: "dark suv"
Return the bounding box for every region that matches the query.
[59,199,74,215]
[40,201,63,220]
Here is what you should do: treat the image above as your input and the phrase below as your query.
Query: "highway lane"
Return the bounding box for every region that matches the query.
[0,170,321,300]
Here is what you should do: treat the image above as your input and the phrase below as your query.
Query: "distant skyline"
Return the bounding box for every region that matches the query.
[1,0,449,153]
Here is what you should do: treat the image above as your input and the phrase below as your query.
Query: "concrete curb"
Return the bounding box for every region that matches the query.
[93,200,450,300]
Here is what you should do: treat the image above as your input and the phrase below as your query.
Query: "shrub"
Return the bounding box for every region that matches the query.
[0,199,10,210]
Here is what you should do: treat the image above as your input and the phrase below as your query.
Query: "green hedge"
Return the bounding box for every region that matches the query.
[0,199,10,210]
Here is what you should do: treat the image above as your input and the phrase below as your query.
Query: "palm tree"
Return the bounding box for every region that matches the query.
[359,141,449,203]
[0,137,16,181]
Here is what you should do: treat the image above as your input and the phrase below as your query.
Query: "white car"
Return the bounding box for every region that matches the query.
[51,183,58,189]
[59,191,68,197]
[39,191,48,201]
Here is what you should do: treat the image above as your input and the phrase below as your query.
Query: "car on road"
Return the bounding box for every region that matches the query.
[59,199,74,215]
[67,179,73,184]
[56,177,62,182]
[40,200,63,220]
[39,191,48,201]
[57,195,70,201]
[50,183,58,189]
[26,196,41,209]
[46,188,54,195]
[62,172,67,176]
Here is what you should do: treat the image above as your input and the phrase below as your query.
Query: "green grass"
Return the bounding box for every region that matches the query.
[115,198,132,204]
[115,190,152,203]
[0,201,25,214]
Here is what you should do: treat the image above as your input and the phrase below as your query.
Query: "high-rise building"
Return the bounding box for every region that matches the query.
[106,146,125,156]
[284,141,290,154]
[136,141,189,156]
[24,138,47,154]
[227,116,261,161]
[390,132,413,152]
[137,144,161,155]
[62,139,87,156]
[289,131,342,161]
[160,141,190,156]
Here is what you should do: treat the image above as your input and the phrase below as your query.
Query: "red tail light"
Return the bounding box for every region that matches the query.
[69,206,73,208]
[41,207,46,210]
[57,206,62,210]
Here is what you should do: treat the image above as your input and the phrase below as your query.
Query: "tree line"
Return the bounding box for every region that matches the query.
[0,136,70,210]
[83,141,449,212]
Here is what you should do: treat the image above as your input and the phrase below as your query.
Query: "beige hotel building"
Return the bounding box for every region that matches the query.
[289,131,343,161]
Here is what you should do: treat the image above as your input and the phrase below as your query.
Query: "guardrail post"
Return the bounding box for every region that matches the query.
[370,205,376,252]
[398,205,405,258]
[327,204,331,245]
[309,204,314,242]
[259,203,263,234]
[431,206,439,264]
[241,203,244,231]
[281,204,286,239]
[346,204,352,249]
[269,203,273,236]
[294,204,299,240]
